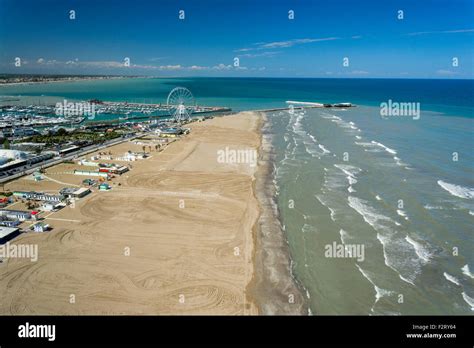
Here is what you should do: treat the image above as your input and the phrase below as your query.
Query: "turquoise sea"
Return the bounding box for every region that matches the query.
[1,77,473,314]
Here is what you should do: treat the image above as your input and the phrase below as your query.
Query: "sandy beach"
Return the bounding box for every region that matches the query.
[0,112,266,315]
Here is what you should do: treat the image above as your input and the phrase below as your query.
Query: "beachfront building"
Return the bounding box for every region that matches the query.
[60,187,91,199]
[0,219,21,227]
[157,127,183,138]
[40,201,65,212]
[98,164,129,175]
[77,159,99,167]
[0,149,27,163]
[32,222,49,233]
[72,187,91,198]
[74,169,108,178]
[56,145,80,156]
[13,191,65,202]
[0,209,37,221]
[116,152,147,161]
[98,183,111,191]
[82,178,97,186]
[0,227,21,244]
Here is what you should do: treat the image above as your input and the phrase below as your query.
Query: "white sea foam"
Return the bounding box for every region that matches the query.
[393,156,405,166]
[355,135,362,139]
[424,205,445,210]
[355,141,375,147]
[315,195,337,221]
[437,180,474,199]
[302,224,317,234]
[356,264,394,304]
[461,292,474,311]
[348,196,391,226]
[443,272,461,286]
[334,164,361,187]
[371,141,397,155]
[405,236,431,263]
[461,264,474,279]
[397,209,409,221]
[318,144,331,154]
[375,195,382,201]
[355,141,383,153]
[339,229,350,244]
[348,196,423,285]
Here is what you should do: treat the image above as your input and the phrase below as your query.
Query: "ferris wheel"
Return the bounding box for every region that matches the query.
[166,87,196,122]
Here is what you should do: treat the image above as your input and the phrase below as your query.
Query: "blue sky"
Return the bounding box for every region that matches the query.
[0,0,473,78]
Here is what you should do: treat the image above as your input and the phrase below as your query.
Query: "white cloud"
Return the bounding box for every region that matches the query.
[436,69,458,76]
[189,65,208,70]
[350,70,369,75]
[37,58,45,64]
[407,28,474,36]
[212,63,232,70]
[260,37,339,49]
[158,65,182,70]
[148,57,167,62]
[236,37,340,52]
[237,51,280,58]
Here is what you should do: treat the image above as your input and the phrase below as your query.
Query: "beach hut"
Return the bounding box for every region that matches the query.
[32,222,49,233]
[98,183,111,191]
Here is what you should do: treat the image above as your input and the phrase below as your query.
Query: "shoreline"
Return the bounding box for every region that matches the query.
[0,76,134,87]
[0,112,261,315]
[0,110,306,315]
[249,111,308,315]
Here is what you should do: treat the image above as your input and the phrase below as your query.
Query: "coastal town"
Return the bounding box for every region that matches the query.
[0,92,270,315]
[0,89,222,253]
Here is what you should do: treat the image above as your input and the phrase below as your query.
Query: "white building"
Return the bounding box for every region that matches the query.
[33,223,49,233]
[40,201,65,212]
[0,149,27,166]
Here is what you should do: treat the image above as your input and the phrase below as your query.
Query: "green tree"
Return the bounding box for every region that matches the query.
[56,128,68,136]
[3,139,10,149]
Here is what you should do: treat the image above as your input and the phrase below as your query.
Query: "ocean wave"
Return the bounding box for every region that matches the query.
[319,113,338,120]
[371,141,397,155]
[348,196,393,227]
[405,236,431,262]
[461,264,474,279]
[462,292,474,311]
[315,194,337,222]
[302,223,317,234]
[424,204,445,210]
[437,180,474,199]
[443,272,461,286]
[393,156,405,167]
[348,196,424,285]
[339,229,350,244]
[375,195,382,201]
[355,141,383,153]
[396,209,409,221]
[334,164,361,187]
[318,144,331,154]
[356,265,394,305]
